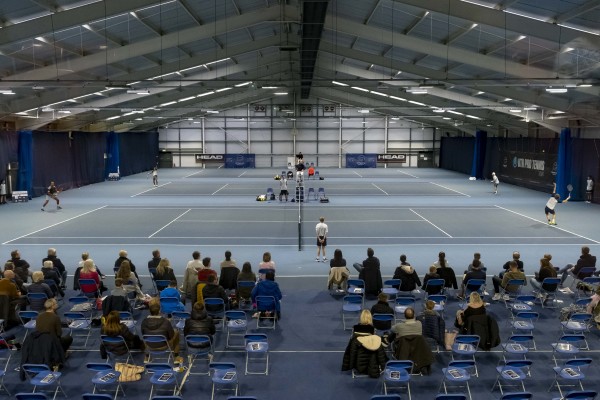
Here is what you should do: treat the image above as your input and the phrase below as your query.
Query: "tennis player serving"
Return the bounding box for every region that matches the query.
[41,181,62,211]
[545,183,570,225]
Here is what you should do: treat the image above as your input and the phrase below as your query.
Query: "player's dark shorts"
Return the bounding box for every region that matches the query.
[280,190,288,195]
[317,236,327,247]
[545,206,555,215]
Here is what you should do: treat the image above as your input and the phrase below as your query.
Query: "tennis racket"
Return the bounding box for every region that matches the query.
[567,184,573,196]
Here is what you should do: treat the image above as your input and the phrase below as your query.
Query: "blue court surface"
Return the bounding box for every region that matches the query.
[0,167,598,400]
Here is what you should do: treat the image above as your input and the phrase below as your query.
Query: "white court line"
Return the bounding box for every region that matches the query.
[494,205,600,244]
[2,205,108,245]
[238,171,247,177]
[429,181,471,197]
[410,208,453,238]
[353,170,363,178]
[183,170,205,178]
[148,209,191,238]
[397,170,419,178]
[177,219,426,223]
[103,205,492,210]
[10,243,595,247]
[372,183,389,195]
[130,181,172,197]
[211,184,229,195]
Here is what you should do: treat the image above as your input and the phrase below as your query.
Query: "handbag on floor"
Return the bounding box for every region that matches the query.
[444,330,458,351]
[115,362,144,382]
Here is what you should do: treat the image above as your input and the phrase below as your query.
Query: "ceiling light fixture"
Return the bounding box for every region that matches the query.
[261,86,278,89]
[127,89,149,95]
[205,110,219,114]
[332,81,348,87]
[235,82,253,87]
[274,92,288,95]
[407,88,428,94]
[432,108,445,113]
[546,87,568,93]
[523,107,537,111]
[577,83,593,87]
[0,89,15,95]
[509,109,522,113]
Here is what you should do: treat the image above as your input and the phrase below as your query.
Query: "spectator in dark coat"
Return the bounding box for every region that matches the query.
[393,254,422,292]
[42,248,67,288]
[531,257,558,292]
[341,331,388,378]
[184,302,216,348]
[202,274,229,312]
[141,298,180,356]
[353,248,382,298]
[147,249,161,277]
[458,259,486,299]
[100,311,144,358]
[236,262,256,302]
[3,261,27,294]
[35,298,72,354]
[27,271,54,311]
[434,251,458,294]
[219,251,240,291]
[10,249,30,283]
[370,293,394,332]
[155,258,177,284]
[500,251,525,278]
[558,246,597,288]
[42,261,64,297]
[114,250,141,287]
[422,266,442,295]
[417,300,446,348]
[251,271,282,317]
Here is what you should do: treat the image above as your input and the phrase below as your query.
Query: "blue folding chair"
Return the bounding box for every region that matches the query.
[424,279,445,296]
[143,335,175,364]
[372,314,395,336]
[18,311,38,342]
[499,393,533,400]
[491,360,533,395]
[16,394,51,400]
[539,277,561,308]
[86,362,124,399]
[27,293,49,312]
[244,333,269,375]
[225,310,248,348]
[501,279,526,308]
[210,362,239,400]
[318,187,325,199]
[237,281,255,310]
[204,298,226,329]
[79,279,101,299]
[451,335,480,377]
[255,296,277,329]
[146,363,180,400]
[101,335,134,365]
[371,396,402,400]
[307,187,316,201]
[434,395,468,400]
[394,296,416,322]
[382,360,413,399]
[64,311,93,348]
[561,313,593,350]
[21,364,67,400]
[500,335,534,363]
[0,336,12,396]
[549,358,593,398]
[510,312,538,349]
[427,294,447,318]
[342,295,363,330]
[186,335,213,376]
[551,335,586,366]
[266,188,274,200]
[119,311,137,331]
[551,391,598,400]
[382,279,400,300]
[155,280,170,293]
[569,267,596,291]
[439,360,474,400]
[347,279,366,300]
[577,277,600,298]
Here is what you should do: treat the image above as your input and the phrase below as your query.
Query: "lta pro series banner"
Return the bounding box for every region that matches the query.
[499,151,557,190]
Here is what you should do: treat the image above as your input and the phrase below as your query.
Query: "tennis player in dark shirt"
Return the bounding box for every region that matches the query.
[41,181,61,211]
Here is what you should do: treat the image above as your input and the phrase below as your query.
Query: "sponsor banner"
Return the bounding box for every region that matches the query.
[346,153,377,168]
[195,154,225,163]
[225,154,255,168]
[377,154,406,163]
[499,151,557,186]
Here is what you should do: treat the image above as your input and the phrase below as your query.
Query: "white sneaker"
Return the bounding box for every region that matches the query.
[502,294,510,301]
[562,287,574,294]
[322,257,328,262]
[492,293,502,301]
[315,258,320,262]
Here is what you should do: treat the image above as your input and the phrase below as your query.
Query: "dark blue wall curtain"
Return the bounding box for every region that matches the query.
[72,131,106,187]
[118,131,158,176]
[439,137,474,174]
[470,130,487,179]
[32,131,74,197]
[556,128,572,200]
[105,131,120,178]
[17,131,33,196]
[570,138,600,201]
[0,131,18,180]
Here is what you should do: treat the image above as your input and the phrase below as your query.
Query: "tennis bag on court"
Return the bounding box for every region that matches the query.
[320,197,329,203]
[256,194,267,201]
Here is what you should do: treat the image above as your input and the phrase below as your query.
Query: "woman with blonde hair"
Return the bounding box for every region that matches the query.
[455,292,486,332]
[79,259,101,297]
[352,309,375,335]
[155,258,177,283]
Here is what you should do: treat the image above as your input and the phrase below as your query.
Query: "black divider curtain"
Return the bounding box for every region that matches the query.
[439,137,474,174]
[32,131,74,197]
[0,131,18,179]
[118,131,159,176]
[71,131,106,187]
[570,138,600,201]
